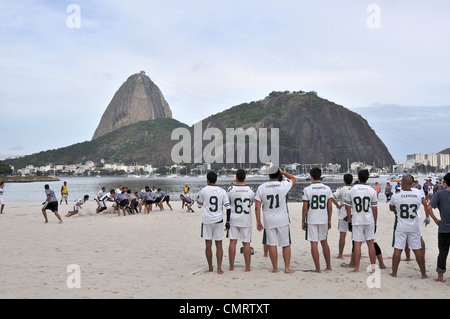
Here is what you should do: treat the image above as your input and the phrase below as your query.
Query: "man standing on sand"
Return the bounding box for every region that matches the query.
[389,175,428,279]
[331,174,353,259]
[255,168,297,274]
[344,169,378,273]
[42,184,63,223]
[60,181,69,205]
[302,167,333,273]
[0,182,5,214]
[426,173,450,282]
[226,169,255,272]
[197,171,231,274]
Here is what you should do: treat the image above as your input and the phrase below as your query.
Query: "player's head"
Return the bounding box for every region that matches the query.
[0,181,4,188]
[358,169,369,183]
[207,171,217,184]
[180,194,185,199]
[343,173,353,185]
[236,169,246,182]
[401,175,414,188]
[110,189,115,194]
[44,184,50,190]
[84,195,90,200]
[444,173,450,187]
[310,167,322,181]
[269,168,282,181]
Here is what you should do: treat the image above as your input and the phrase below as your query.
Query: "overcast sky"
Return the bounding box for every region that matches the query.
[1,1,449,163]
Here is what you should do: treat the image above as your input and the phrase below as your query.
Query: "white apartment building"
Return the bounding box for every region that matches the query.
[406,153,450,170]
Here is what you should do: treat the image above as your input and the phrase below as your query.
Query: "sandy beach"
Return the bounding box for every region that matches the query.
[0,200,449,299]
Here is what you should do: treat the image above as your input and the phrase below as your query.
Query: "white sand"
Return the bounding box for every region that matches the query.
[0,200,449,299]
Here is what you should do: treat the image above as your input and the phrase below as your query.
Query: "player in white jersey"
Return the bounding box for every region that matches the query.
[344,169,378,273]
[197,171,231,274]
[226,169,255,272]
[332,174,353,259]
[0,181,5,214]
[302,168,333,273]
[66,195,90,217]
[389,174,428,278]
[255,168,297,274]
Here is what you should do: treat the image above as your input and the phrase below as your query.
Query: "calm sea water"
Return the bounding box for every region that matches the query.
[2,174,434,204]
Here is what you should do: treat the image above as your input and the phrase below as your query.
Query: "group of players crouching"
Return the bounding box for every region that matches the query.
[94,185,173,216]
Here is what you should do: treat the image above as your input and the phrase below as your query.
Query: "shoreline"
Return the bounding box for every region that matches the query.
[1,176,60,183]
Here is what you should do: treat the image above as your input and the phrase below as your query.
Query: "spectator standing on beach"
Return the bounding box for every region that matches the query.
[226,169,255,272]
[0,182,5,214]
[373,182,381,198]
[332,174,353,259]
[426,173,450,282]
[389,175,428,279]
[302,167,333,273]
[197,171,231,274]
[255,168,297,274]
[42,184,63,223]
[60,181,69,205]
[344,169,378,273]
[385,182,393,202]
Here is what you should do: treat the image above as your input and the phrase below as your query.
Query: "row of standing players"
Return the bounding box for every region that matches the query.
[195,168,450,283]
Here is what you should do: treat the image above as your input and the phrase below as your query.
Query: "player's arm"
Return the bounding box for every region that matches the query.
[281,170,297,186]
[255,200,263,231]
[426,204,440,225]
[302,201,308,231]
[327,198,333,229]
[372,206,378,226]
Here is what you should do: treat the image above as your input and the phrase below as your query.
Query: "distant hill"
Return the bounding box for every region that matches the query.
[191,91,395,169]
[6,118,188,169]
[4,73,396,171]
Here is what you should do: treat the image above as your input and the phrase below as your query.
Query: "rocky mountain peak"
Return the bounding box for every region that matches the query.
[92,71,172,140]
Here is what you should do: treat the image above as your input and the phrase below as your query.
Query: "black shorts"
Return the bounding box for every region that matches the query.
[162,195,170,203]
[119,199,128,207]
[44,201,58,212]
[153,197,162,203]
[145,200,154,205]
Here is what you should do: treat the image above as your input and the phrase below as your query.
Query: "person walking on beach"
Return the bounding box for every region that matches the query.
[197,171,231,274]
[389,175,428,279]
[332,174,353,259]
[373,182,381,198]
[227,169,255,272]
[60,181,69,205]
[302,167,333,273]
[0,182,5,214]
[42,184,63,223]
[344,169,378,273]
[66,195,90,218]
[426,173,450,282]
[385,182,393,202]
[255,168,297,274]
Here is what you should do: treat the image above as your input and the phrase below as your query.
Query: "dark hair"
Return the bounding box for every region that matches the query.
[236,169,246,182]
[358,169,369,183]
[44,184,50,189]
[84,195,90,200]
[110,189,115,194]
[310,167,322,181]
[269,168,281,180]
[207,171,217,184]
[444,173,450,187]
[343,173,353,185]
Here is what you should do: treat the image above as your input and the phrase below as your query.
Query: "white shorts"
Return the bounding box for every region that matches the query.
[72,204,80,211]
[263,225,291,247]
[338,219,349,232]
[306,224,328,242]
[393,230,422,250]
[202,222,224,241]
[352,224,376,242]
[0,198,4,205]
[228,225,252,243]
